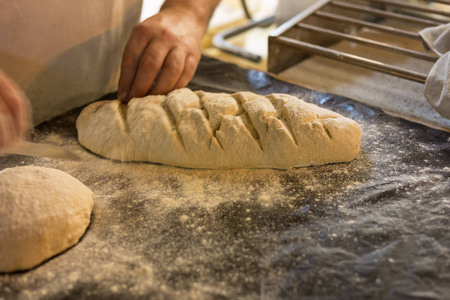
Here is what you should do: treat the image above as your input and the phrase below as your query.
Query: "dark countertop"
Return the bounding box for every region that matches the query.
[0,56,449,300]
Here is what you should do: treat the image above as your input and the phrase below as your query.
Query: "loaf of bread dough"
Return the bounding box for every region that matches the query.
[76,88,361,169]
[0,166,93,273]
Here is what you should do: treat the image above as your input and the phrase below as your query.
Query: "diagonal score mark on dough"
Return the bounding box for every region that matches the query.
[193,103,224,151]
[319,119,332,139]
[160,99,186,151]
[198,92,241,151]
[231,92,265,151]
[266,95,299,146]
[231,92,259,108]
[118,103,130,134]
[238,110,264,151]
[210,127,225,151]
[276,118,299,146]
[316,113,336,140]
[229,93,265,150]
[278,98,300,146]
[208,120,225,151]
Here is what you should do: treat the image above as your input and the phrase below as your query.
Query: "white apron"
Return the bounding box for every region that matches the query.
[0,0,142,125]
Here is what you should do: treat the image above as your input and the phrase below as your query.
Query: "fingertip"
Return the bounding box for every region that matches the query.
[18,92,32,138]
[19,122,30,142]
[150,51,186,95]
[118,91,128,102]
[126,91,136,102]
[119,38,150,103]
[173,55,199,90]
[118,72,134,102]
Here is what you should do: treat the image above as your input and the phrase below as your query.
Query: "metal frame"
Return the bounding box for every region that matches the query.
[268,0,450,83]
[213,15,275,62]
[212,0,275,63]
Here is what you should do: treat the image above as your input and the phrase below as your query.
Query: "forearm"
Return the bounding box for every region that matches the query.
[160,0,221,33]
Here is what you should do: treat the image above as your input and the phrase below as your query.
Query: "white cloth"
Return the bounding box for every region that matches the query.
[419,23,450,56]
[424,52,450,119]
[0,1,142,125]
[420,24,450,119]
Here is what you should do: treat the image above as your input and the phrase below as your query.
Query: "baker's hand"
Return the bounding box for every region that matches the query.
[118,7,203,102]
[0,69,31,153]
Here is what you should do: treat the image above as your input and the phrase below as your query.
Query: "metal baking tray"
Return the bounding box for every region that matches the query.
[268,0,450,83]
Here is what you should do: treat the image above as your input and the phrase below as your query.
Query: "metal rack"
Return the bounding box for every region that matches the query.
[268,0,450,83]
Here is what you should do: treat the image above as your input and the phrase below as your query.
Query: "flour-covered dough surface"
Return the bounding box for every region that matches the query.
[77,88,361,169]
[0,166,93,273]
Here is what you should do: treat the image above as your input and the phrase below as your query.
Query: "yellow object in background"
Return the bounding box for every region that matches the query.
[202,0,278,72]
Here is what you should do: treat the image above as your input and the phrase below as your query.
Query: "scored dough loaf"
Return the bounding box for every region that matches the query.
[0,166,93,273]
[76,88,361,169]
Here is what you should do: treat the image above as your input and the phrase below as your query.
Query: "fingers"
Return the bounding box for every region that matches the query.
[173,55,199,90]
[150,48,186,95]
[119,11,204,100]
[0,71,31,152]
[127,49,198,97]
[2,87,31,141]
[118,25,152,102]
[0,96,14,150]
[127,42,168,99]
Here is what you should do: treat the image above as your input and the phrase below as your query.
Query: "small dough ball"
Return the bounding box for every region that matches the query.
[0,166,93,273]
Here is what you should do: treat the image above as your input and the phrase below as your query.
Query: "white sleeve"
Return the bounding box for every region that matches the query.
[0,0,143,125]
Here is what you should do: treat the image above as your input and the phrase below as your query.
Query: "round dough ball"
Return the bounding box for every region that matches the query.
[0,166,93,273]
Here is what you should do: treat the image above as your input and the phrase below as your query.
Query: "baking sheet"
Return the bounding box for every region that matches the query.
[0,56,449,300]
